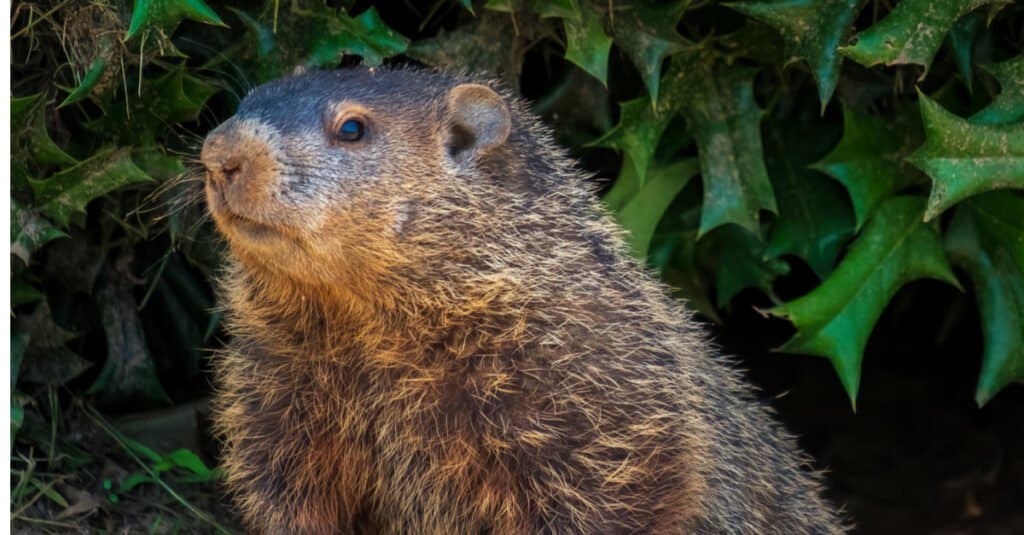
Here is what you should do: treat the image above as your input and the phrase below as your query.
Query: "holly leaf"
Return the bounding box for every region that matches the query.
[11,198,67,264]
[126,0,226,40]
[945,192,1024,406]
[942,191,1024,403]
[662,54,777,237]
[839,0,1007,71]
[908,93,1024,221]
[970,53,1024,125]
[946,8,988,93]
[605,157,700,258]
[305,6,409,67]
[29,148,153,227]
[763,122,855,278]
[811,105,919,229]
[770,196,959,406]
[699,224,790,307]
[88,65,218,146]
[11,95,77,168]
[59,57,109,108]
[727,0,863,109]
[609,1,688,104]
[654,229,722,322]
[562,1,613,85]
[88,266,170,404]
[591,97,673,185]
[12,277,45,307]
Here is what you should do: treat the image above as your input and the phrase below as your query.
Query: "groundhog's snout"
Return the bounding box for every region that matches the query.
[200,118,283,224]
[201,120,251,188]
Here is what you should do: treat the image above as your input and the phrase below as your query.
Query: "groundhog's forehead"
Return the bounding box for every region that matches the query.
[235,67,456,133]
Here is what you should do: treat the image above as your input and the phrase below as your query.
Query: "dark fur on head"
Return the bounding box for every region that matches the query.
[202,65,848,534]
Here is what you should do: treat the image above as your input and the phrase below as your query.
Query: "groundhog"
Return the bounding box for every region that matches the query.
[200,66,847,534]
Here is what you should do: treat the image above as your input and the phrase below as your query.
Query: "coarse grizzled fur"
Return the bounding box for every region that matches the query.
[201,66,848,534]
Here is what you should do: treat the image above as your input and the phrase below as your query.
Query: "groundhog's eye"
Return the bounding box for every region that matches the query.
[335,119,365,142]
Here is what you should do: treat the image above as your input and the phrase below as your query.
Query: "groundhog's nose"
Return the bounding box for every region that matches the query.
[201,122,248,187]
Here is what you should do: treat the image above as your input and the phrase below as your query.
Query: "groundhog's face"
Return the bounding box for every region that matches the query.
[200,68,512,284]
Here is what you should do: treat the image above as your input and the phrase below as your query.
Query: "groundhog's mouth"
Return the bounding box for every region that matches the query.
[220,210,280,240]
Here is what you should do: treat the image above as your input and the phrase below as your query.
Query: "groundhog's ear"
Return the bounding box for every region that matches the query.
[445,84,511,163]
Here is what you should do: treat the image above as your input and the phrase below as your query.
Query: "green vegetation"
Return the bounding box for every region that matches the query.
[10,0,1023,530]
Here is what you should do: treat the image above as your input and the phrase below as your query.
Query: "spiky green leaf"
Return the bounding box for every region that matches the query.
[770,196,959,406]
[812,105,920,228]
[59,57,109,108]
[840,0,1007,70]
[29,148,153,227]
[728,0,863,108]
[591,97,673,185]
[609,2,688,104]
[699,224,790,306]
[11,95,77,168]
[908,93,1024,221]
[562,2,613,85]
[662,54,777,236]
[126,0,225,39]
[970,53,1024,125]
[306,6,410,67]
[944,192,1024,405]
[947,9,988,92]
[763,122,855,278]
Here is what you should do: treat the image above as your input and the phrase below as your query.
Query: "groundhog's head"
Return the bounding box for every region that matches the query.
[200,67,520,286]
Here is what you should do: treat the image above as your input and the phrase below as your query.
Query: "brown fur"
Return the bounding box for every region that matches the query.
[201,67,847,534]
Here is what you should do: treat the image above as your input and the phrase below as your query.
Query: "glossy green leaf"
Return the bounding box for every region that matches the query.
[970,53,1024,125]
[607,157,700,258]
[11,278,45,307]
[154,448,213,477]
[908,93,1024,221]
[609,1,688,104]
[654,229,721,322]
[770,196,959,406]
[840,0,1006,70]
[728,0,863,109]
[126,0,225,39]
[88,65,218,146]
[662,55,777,236]
[812,105,918,228]
[59,57,109,108]
[88,269,170,403]
[591,97,673,185]
[306,6,409,67]
[562,2,613,85]
[11,95,77,168]
[29,148,153,227]
[11,198,68,264]
[699,224,790,306]
[763,122,855,278]
[945,193,1024,405]
[947,8,987,92]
